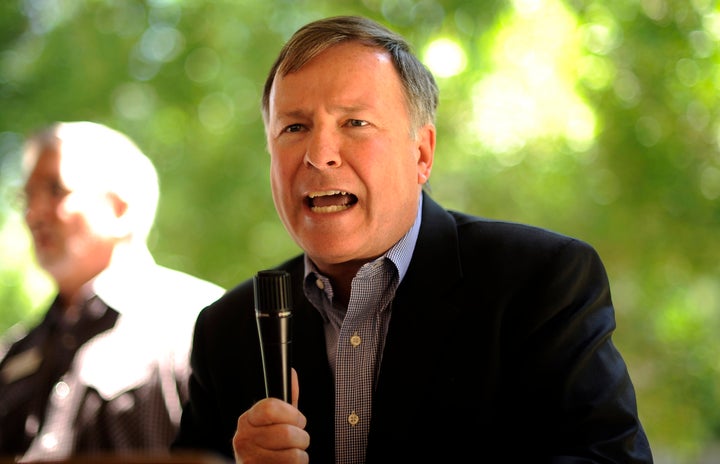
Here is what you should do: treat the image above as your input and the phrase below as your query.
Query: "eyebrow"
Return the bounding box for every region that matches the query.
[276,103,373,119]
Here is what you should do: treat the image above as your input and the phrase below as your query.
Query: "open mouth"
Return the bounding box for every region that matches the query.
[307,190,358,213]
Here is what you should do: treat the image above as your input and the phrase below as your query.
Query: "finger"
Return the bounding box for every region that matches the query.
[245,398,295,427]
[237,419,309,450]
[234,406,310,463]
[242,397,306,430]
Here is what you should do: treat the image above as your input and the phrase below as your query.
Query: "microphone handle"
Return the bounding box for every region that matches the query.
[256,312,292,402]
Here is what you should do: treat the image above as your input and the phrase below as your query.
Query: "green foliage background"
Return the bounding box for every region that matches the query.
[1,1,718,462]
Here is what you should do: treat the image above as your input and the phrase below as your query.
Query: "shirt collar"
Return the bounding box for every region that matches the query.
[91,244,157,317]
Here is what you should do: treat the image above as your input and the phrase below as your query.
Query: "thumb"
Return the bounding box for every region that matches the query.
[291,367,299,407]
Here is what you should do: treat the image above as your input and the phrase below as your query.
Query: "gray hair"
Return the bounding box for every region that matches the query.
[22,121,159,243]
[261,15,439,133]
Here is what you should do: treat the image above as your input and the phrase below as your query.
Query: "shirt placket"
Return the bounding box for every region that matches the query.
[335,302,378,464]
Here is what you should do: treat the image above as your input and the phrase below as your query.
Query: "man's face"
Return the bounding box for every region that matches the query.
[23,146,117,286]
[265,41,435,272]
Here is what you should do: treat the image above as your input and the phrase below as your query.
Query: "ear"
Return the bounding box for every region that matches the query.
[107,192,128,218]
[106,192,131,238]
[416,123,435,185]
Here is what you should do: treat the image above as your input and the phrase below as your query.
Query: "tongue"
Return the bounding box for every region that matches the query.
[313,194,350,207]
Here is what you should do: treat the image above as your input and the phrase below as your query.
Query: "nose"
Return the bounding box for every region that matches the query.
[24,193,44,226]
[23,188,53,226]
[303,126,342,169]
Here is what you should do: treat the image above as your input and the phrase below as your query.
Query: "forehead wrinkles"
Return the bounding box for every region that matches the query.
[279,44,398,101]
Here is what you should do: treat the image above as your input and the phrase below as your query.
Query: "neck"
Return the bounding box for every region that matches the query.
[57,281,92,320]
[316,258,376,309]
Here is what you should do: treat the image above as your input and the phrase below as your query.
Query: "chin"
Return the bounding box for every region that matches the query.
[304,242,353,263]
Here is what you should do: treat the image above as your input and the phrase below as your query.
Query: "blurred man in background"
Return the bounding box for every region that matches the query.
[0,121,225,462]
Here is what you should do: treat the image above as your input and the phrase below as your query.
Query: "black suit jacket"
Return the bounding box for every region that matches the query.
[173,193,653,463]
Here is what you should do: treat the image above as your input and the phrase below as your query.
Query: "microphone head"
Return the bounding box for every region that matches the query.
[254,270,292,314]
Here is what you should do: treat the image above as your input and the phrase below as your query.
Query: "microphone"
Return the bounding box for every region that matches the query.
[254,270,293,402]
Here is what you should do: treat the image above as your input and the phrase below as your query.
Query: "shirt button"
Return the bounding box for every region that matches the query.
[53,381,70,400]
[350,333,361,347]
[348,411,359,426]
[25,414,39,435]
[40,432,58,450]
[315,279,324,290]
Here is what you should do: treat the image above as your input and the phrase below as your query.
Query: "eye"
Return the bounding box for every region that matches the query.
[346,119,368,127]
[284,123,304,133]
[49,181,70,199]
[21,181,71,206]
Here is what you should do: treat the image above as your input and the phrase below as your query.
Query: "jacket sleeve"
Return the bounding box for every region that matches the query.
[508,237,652,462]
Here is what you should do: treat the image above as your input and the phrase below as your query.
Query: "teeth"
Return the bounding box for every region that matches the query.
[307,190,354,213]
[308,190,348,198]
[311,204,351,213]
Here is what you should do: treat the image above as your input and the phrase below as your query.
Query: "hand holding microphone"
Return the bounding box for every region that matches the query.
[236,274,306,461]
[254,270,293,402]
